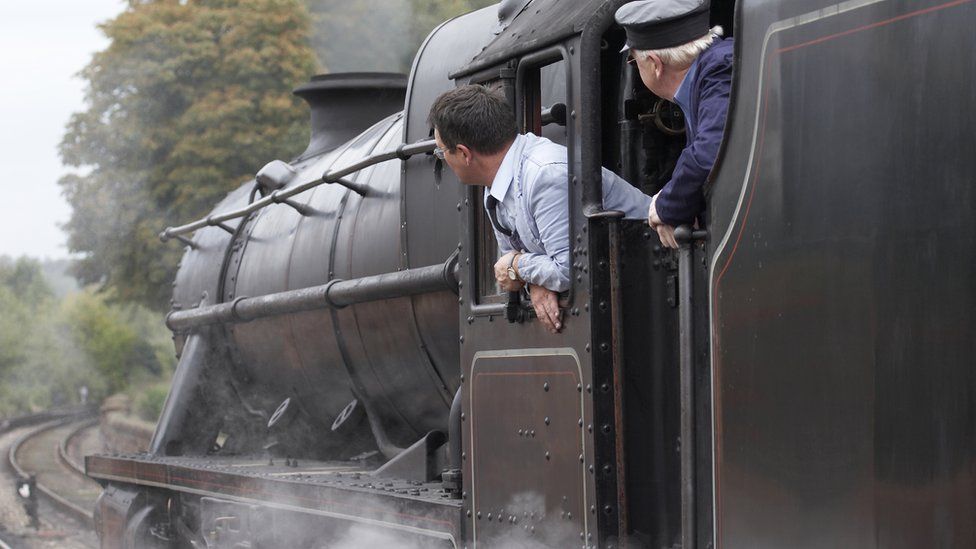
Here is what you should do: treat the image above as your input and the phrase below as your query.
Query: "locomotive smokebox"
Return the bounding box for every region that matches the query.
[293,72,408,158]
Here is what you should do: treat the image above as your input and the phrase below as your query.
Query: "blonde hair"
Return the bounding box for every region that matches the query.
[635,26,724,69]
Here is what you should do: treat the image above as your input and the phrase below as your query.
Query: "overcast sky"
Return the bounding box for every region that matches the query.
[0,1,124,259]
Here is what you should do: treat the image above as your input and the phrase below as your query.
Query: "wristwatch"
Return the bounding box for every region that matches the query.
[507,253,521,281]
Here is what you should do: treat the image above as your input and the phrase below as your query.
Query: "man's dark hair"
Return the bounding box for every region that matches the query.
[428,85,518,154]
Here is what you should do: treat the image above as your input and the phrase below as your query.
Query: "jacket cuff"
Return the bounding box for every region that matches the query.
[655,194,690,226]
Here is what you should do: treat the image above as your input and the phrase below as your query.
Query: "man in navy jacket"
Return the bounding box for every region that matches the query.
[616,0,733,247]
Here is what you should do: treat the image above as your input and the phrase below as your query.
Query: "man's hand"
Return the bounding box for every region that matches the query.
[656,223,678,248]
[648,194,663,227]
[648,194,678,248]
[528,284,562,334]
[494,251,524,292]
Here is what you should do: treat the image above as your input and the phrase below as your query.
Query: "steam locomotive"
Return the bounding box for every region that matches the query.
[86,0,976,547]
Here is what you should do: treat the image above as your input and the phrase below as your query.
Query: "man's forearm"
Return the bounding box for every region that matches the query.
[655,179,705,226]
[601,167,654,220]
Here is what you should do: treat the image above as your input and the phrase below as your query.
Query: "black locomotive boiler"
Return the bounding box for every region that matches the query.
[87,0,976,548]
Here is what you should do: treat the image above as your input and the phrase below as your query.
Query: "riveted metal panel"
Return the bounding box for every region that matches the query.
[468,349,588,547]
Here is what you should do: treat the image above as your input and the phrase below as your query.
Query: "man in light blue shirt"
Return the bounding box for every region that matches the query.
[429,85,652,333]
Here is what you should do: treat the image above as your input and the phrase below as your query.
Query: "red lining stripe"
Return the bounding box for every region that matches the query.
[777,0,974,54]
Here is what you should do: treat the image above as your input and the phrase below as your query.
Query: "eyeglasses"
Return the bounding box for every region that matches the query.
[627,55,638,66]
[433,146,446,160]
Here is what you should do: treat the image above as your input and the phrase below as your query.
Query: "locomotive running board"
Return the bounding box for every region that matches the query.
[86,453,462,546]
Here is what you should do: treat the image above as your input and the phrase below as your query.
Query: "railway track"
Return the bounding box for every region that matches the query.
[9,414,100,526]
[0,409,100,548]
[57,419,98,478]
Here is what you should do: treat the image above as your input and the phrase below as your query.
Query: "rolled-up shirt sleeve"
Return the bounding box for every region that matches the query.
[516,164,572,293]
[601,167,653,220]
[517,164,652,293]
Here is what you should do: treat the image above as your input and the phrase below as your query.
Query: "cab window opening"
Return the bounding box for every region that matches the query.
[474,49,573,304]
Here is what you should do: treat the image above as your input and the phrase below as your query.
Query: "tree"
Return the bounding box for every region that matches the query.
[0,258,89,413]
[0,257,174,415]
[61,291,163,396]
[0,257,53,305]
[0,258,51,378]
[60,0,319,310]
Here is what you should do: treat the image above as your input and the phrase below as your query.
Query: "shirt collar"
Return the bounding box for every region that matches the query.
[672,54,700,121]
[487,134,525,203]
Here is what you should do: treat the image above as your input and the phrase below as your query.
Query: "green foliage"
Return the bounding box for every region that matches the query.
[60,0,318,310]
[305,0,496,73]
[0,257,175,417]
[0,256,53,305]
[62,292,162,395]
[134,383,171,423]
[0,258,51,378]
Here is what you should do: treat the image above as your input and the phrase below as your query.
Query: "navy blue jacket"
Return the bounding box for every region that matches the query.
[655,38,734,226]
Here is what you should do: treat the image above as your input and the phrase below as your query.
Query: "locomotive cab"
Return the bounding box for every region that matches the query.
[446,1,735,547]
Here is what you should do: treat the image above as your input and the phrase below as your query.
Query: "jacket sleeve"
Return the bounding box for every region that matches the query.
[655,57,732,226]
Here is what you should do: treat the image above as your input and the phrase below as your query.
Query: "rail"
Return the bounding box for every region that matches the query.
[8,412,98,528]
[0,407,88,433]
[58,418,98,478]
[160,139,437,243]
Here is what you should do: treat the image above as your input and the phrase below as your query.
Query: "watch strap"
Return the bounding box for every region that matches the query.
[508,252,521,281]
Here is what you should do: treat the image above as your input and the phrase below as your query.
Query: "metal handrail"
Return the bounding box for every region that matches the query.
[160,139,437,242]
[166,252,458,332]
[674,224,708,549]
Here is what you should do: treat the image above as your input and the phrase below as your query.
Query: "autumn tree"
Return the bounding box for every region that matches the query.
[60,0,318,310]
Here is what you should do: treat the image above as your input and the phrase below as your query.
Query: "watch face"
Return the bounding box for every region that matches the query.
[508,267,517,280]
